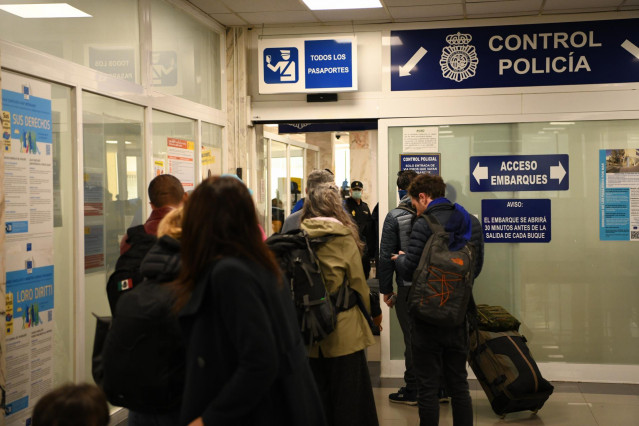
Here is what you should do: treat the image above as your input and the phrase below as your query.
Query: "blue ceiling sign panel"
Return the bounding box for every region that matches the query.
[391,18,639,91]
[470,154,569,192]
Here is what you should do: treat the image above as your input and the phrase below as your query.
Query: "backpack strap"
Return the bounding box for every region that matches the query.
[422,212,445,234]
[396,204,416,215]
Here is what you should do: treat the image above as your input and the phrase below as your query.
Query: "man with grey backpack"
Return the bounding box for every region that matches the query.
[394,174,484,426]
[379,169,419,405]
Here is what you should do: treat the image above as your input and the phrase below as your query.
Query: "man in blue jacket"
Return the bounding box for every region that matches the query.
[394,173,484,426]
[378,169,418,405]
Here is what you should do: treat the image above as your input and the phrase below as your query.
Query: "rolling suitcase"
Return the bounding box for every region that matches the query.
[468,328,554,418]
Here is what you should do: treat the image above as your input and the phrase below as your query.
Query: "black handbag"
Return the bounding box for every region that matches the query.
[91,313,112,386]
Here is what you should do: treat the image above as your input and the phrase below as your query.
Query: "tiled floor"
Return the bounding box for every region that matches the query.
[371,366,639,426]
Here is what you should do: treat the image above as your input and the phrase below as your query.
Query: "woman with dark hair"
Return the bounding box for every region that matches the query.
[174,176,326,426]
[300,183,379,426]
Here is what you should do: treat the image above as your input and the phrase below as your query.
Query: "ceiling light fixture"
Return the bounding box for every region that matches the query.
[0,3,91,18]
[302,0,382,11]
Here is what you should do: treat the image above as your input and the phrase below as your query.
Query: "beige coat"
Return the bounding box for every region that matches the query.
[301,218,375,358]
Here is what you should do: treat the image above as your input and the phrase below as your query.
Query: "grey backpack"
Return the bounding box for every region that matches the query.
[408,214,475,326]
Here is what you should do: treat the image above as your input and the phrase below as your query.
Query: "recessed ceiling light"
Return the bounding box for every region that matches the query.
[302,0,382,11]
[0,3,91,18]
[105,140,118,144]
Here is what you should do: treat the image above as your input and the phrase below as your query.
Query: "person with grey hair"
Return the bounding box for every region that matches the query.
[281,169,335,232]
[300,183,379,426]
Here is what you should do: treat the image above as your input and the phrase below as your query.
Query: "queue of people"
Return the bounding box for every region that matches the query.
[34,169,483,426]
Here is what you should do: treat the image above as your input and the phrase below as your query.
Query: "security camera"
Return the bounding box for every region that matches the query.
[336,134,341,140]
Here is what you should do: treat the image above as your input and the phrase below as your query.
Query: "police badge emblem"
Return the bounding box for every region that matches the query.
[439,32,478,82]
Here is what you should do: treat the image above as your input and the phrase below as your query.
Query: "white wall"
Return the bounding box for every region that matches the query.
[248,12,639,123]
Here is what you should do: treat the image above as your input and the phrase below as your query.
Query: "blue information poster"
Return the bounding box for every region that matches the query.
[482,199,551,243]
[2,71,55,425]
[599,149,639,241]
[400,153,441,175]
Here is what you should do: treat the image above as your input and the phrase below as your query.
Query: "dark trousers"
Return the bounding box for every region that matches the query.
[411,320,473,426]
[396,285,416,392]
[309,350,379,426]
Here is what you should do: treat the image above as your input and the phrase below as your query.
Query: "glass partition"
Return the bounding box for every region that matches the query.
[151,0,222,108]
[152,110,196,191]
[82,92,144,380]
[270,141,287,234]
[45,80,74,385]
[387,120,639,365]
[201,122,223,181]
[290,146,304,211]
[0,0,140,83]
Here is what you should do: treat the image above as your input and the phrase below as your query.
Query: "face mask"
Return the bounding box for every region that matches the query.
[398,190,407,199]
[351,190,362,200]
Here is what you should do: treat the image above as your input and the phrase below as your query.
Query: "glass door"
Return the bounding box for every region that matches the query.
[378,116,639,384]
[262,132,320,236]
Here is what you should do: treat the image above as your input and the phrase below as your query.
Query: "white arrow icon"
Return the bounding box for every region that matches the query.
[621,39,639,60]
[473,162,488,184]
[399,47,428,77]
[550,161,566,184]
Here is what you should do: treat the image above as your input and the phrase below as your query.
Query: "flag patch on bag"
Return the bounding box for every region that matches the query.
[118,278,133,292]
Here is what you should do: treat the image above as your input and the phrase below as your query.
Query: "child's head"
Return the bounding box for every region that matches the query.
[32,383,109,426]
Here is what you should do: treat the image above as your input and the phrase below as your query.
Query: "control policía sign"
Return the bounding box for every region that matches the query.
[470,154,569,192]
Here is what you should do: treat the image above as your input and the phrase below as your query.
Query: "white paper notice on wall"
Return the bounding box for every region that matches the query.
[403,126,439,153]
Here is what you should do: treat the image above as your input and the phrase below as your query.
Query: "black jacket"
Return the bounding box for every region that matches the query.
[345,197,376,257]
[140,234,181,282]
[102,235,184,414]
[378,196,416,295]
[178,257,327,426]
[396,200,484,284]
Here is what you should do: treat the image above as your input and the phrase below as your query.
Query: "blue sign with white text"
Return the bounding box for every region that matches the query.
[470,154,569,192]
[400,153,440,175]
[482,199,551,243]
[305,39,353,89]
[391,18,639,91]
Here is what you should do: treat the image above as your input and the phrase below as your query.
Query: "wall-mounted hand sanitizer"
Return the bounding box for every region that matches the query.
[25,242,34,274]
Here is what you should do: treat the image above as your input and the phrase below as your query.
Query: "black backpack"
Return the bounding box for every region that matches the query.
[106,225,157,314]
[101,280,185,413]
[266,230,337,345]
[408,214,475,326]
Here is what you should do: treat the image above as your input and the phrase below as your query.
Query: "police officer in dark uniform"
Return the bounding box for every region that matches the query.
[344,181,376,279]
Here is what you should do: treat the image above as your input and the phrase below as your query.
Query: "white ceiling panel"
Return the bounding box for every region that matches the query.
[383,0,462,6]
[313,8,391,21]
[467,0,541,15]
[187,0,230,14]
[238,10,318,25]
[220,0,308,12]
[189,0,636,27]
[209,13,249,26]
[389,4,464,19]
[544,0,624,11]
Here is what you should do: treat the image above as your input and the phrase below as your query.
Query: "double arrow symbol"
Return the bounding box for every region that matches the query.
[473,162,567,184]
